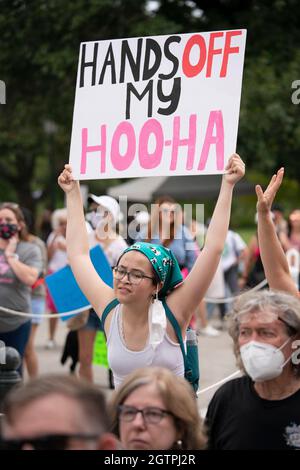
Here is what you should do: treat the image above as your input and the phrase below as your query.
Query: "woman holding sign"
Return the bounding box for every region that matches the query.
[58,154,245,388]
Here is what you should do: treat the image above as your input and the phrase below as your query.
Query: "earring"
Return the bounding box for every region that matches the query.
[176,439,183,449]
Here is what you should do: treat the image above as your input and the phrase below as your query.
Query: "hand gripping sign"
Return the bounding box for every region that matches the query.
[69,30,246,180]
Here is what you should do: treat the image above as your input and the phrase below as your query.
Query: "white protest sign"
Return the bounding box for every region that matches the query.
[69,30,247,180]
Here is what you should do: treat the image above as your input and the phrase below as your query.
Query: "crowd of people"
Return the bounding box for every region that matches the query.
[1,162,300,450]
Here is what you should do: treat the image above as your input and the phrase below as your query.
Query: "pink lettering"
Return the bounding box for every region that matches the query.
[111,122,136,171]
[80,126,107,174]
[198,110,224,171]
[138,119,163,169]
[169,115,196,171]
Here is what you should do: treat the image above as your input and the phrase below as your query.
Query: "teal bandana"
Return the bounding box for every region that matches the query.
[123,242,183,299]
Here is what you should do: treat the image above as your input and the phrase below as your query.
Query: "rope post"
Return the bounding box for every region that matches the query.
[0,346,22,413]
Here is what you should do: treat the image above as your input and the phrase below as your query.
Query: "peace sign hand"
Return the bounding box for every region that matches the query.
[256,168,284,215]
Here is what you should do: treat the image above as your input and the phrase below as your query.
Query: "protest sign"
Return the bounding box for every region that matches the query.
[93,331,109,368]
[69,30,246,180]
[45,245,112,320]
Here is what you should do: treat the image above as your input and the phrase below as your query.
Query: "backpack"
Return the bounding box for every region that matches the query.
[101,298,200,393]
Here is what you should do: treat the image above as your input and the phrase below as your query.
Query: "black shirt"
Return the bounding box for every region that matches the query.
[206,376,300,450]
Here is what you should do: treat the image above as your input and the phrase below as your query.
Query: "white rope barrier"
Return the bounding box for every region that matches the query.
[0,278,268,319]
[204,278,268,303]
[197,370,241,395]
[0,304,92,319]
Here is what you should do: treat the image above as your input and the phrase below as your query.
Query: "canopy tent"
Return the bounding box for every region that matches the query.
[108,175,254,202]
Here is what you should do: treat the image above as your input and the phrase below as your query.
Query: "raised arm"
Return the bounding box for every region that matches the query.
[58,165,114,316]
[256,168,298,297]
[169,154,245,327]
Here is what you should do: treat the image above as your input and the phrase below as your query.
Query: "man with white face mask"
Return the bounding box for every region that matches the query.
[206,290,300,450]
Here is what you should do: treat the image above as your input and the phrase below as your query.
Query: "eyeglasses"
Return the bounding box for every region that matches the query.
[0,433,99,450]
[118,405,173,424]
[113,266,154,285]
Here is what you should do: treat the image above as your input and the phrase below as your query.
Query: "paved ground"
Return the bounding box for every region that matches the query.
[24,314,239,416]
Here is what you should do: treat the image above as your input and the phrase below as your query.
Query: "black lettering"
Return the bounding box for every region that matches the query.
[99,43,116,85]
[142,39,162,81]
[159,35,181,80]
[119,39,143,83]
[157,78,181,115]
[79,43,98,87]
[126,81,153,119]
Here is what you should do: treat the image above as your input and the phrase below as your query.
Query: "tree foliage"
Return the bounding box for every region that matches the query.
[0,0,299,213]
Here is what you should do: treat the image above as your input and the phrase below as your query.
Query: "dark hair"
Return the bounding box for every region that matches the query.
[271,203,284,213]
[3,374,110,434]
[146,196,180,247]
[21,207,35,234]
[287,209,300,238]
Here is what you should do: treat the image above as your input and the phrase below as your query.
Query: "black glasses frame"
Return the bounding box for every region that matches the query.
[118,405,173,424]
[112,266,155,284]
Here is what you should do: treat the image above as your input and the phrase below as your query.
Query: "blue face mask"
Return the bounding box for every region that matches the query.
[0,223,18,240]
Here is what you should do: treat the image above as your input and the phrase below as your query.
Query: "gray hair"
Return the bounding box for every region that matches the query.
[228,289,300,377]
[51,208,67,230]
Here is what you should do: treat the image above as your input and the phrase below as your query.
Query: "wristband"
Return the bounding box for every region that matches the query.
[6,253,19,261]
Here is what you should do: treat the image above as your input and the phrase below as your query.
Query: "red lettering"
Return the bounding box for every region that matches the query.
[182,35,206,78]
[207,32,224,78]
[220,30,242,77]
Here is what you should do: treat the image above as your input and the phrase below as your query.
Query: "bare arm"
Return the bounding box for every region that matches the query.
[5,236,39,286]
[168,154,245,327]
[256,168,298,297]
[58,165,114,316]
[6,257,38,286]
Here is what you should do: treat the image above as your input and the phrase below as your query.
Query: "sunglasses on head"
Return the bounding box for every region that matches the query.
[0,433,99,450]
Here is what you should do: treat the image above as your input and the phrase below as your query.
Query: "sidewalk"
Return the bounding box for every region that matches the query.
[25,316,238,414]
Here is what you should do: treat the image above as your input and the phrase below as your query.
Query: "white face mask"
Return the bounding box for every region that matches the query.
[148,286,166,350]
[240,338,292,382]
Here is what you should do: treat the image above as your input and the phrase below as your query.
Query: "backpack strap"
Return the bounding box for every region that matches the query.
[162,299,188,370]
[101,298,120,330]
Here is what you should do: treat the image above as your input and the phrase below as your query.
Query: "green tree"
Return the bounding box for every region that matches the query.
[0,0,177,212]
[1,0,300,215]
[156,0,300,175]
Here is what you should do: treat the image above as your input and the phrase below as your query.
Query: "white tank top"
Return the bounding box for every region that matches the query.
[107,304,185,388]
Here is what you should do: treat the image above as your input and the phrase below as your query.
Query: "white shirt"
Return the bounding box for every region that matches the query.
[222,230,246,272]
[88,232,128,267]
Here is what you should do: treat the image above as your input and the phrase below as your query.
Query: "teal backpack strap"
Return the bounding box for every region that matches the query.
[162,299,188,370]
[101,298,120,330]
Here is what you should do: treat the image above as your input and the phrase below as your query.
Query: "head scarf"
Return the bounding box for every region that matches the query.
[123,242,183,299]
